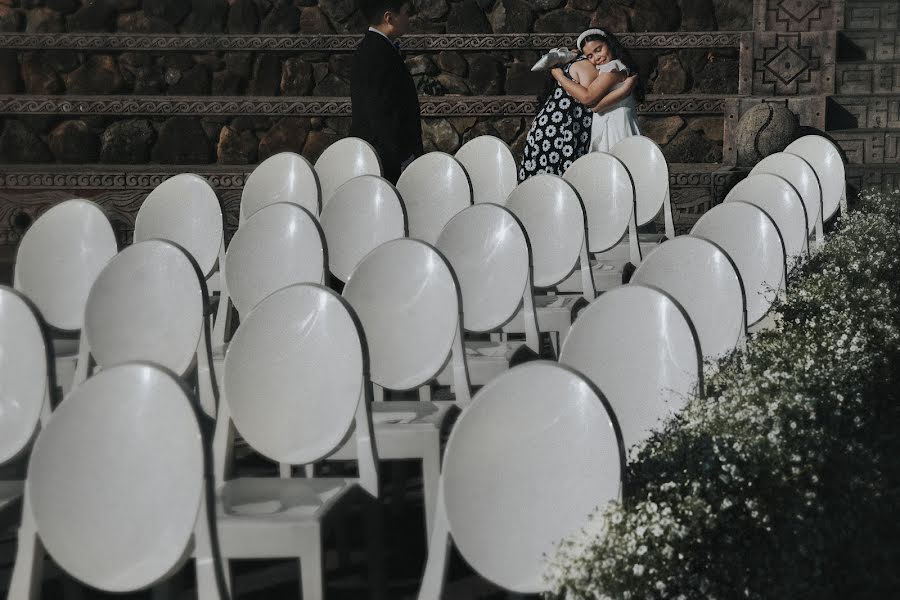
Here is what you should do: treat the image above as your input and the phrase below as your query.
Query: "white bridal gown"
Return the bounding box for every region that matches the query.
[589,60,641,153]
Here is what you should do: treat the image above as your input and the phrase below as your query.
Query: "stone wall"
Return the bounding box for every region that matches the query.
[0,0,751,167]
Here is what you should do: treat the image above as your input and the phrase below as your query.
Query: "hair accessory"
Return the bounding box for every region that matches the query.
[577,28,607,50]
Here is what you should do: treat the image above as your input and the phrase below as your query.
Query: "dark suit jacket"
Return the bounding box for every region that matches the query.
[350,30,423,184]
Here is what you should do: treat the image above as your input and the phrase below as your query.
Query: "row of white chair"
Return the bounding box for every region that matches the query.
[2,132,849,599]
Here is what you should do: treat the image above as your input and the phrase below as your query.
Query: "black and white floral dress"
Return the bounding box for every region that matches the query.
[518,57,593,182]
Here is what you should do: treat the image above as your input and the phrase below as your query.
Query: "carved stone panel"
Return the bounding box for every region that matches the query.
[751,31,836,95]
[754,0,845,32]
[830,95,900,129]
[841,31,900,62]
[836,63,900,94]
[844,1,900,31]
[831,129,900,164]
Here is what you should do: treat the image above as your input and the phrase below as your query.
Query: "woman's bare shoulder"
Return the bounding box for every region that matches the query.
[569,59,598,83]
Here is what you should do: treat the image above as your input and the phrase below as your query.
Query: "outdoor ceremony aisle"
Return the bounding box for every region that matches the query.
[547,189,900,600]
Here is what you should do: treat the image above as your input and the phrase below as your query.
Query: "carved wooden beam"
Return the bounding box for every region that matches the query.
[0,32,746,52]
[0,95,728,116]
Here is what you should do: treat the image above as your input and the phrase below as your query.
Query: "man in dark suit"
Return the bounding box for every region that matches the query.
[350,0,423,184]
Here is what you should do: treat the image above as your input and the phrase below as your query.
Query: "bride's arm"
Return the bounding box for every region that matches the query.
[590,74,638,113]
[551,67,620,107]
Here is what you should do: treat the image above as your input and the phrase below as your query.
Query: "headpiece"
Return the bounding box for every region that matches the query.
[577,28,607,50]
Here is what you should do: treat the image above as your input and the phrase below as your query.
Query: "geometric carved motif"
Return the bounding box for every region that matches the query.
[0,96,727,117]
[835,63,900,94]
[755,0,843,32]
[832,96,900,129]
[0,165,740,246]
[842,31,900,61]
[845,1,899,31]
[0,32,745,52]
[831,130,900,164]
[752,32,835,95]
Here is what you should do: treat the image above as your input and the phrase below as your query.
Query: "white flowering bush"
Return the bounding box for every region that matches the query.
[547,189,900,600]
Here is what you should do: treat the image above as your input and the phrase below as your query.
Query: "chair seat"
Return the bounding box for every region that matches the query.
[0,480,23,513]
[327,401,455,461]
[502,295,579,334]
[436,340,523,386]
[216,477,356,559]
[555,261,623,294]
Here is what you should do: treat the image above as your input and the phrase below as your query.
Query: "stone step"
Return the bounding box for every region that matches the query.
[844,1,899,31]
[835,62,900,94]
[828,128,900,164]
[846,163,900,193]
[827,94,900,129]
[838,31,900,62]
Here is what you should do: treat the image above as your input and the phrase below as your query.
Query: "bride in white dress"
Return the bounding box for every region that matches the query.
[550,29,642,152]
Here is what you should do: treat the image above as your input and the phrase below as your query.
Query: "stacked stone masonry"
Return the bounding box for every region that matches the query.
[0,0,751,167]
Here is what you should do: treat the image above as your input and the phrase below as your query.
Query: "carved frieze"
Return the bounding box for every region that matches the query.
[0,32,744,52]
[0,95,726,117]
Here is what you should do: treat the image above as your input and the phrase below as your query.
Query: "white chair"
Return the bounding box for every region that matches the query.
[211,203,326,351]
[560,285,701,459]
[435,203,539,385]
[418,361,624,598]
[455,135,517,205]
[724,172,808,267]
[0,286,50,514]
[319,174,406,283]
[240,152,321,223]
[691,202,787,328]
[135,173,224,285]
[13,199,118,396]
[558,151,641,292]
[785,134,847,221]
[314,137,382,208]
[340,239,472,541]
[611,135,675,240]
[74,240,215,417]
[750,152,824,247]
[502,174,593,354]
[631,236,746,362]
[396,151,472,245]
[212,284,377,600]
[9,363,221,600]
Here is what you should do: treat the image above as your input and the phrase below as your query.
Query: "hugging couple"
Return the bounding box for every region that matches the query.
[519,28,643,182]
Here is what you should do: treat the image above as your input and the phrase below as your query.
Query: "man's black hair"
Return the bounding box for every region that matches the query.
[359,0,408,25]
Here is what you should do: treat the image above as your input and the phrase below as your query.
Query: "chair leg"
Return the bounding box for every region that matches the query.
[299,533,324,600]
[417,491,450,600]
[8,508,44,600]
[418,384,432,403]
[421,436,441,545]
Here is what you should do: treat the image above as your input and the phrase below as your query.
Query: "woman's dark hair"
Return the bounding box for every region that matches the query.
[359,0,409,25]
[580,29,645,102]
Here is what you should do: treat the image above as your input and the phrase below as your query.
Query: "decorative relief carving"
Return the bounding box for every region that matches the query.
[846,165,900,194]
[0,95,725,117]
[835,63,900,95]
[841,31,900,62]
[0,32,744,52]
[832,130,900,164]
[0,165,740,245]
[754,0,844,32]
[832,96,900,129]
[752,32,835,95]
[844,1,899,31]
